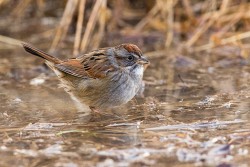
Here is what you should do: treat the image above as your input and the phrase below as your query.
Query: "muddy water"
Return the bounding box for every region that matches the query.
[0,49,250,167]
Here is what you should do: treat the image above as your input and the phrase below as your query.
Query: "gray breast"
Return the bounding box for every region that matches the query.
[67,69,142,109]
[94,72,141,108]
[97,74,138,108]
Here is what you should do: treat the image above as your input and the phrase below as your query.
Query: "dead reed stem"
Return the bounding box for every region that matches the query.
[165,0,174,48]
[73,0,86,56]
[3,0,250,56]
[185,0,230,47]
[193,31,250,52]
[110,0,124,30]
[133,2,160,33]
[50,0,78,52]
[220,0,230,13]
[11,0,32,17]
[182,0,194,20]
[0,0,8,7]
[92,0,107,49]
[80,0,103,52]
[216,11,243,38]
[0,35,22,46]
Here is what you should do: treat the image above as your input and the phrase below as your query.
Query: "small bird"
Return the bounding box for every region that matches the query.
[22,43,149,112]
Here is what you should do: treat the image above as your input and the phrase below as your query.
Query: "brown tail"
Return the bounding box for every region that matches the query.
[22,43,62,64]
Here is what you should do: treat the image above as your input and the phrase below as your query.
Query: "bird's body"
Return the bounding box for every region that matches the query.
[22,43,149,111]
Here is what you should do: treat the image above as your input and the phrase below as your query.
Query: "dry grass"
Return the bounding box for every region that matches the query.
[1,0,250,57]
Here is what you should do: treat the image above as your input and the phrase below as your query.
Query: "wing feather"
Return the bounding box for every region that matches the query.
[54,52,116,79]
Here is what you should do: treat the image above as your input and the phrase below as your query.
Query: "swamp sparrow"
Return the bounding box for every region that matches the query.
[22,43,149,112]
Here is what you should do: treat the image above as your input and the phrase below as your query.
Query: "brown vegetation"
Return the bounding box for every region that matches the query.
[1,0,250,58]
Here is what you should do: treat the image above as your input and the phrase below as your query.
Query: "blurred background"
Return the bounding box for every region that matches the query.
[1,0,250,87]
[1,0,250,59]
[1,0,250,166]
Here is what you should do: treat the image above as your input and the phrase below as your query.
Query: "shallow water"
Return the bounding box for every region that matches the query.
[0,49,250,166]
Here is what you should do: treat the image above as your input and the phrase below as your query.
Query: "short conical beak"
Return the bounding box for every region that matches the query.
[138,56,150,65]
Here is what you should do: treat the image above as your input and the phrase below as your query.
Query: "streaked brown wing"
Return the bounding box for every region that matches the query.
[82,54,115,79]
[55,59,89,78]
[55,53,115,79]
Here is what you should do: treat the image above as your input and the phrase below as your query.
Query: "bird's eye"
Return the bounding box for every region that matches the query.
[127,55,134,61]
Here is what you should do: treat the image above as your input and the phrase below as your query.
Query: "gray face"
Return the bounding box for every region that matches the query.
[113,46,143,65]
[116,51,139,67]
[105,44,149,76]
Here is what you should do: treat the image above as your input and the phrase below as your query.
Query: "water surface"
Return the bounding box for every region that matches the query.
[0,50,250,166]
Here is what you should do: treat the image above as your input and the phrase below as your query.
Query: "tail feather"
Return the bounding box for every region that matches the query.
[22,43,61,64]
